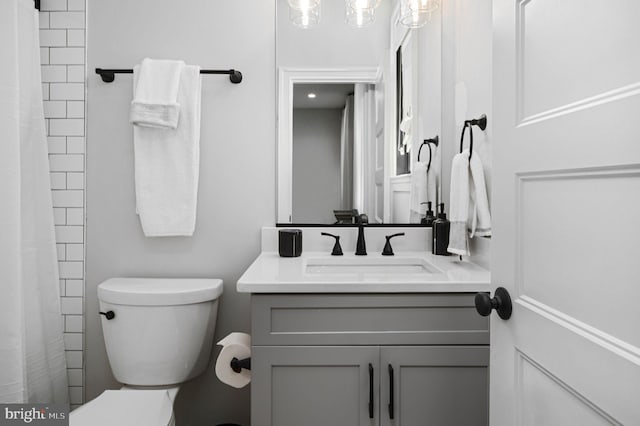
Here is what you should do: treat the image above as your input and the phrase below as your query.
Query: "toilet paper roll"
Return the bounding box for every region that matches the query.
[215,332,251,389]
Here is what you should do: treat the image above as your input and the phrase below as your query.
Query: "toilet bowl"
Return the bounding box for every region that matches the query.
[70,387,178,426]
[70,278,223,426]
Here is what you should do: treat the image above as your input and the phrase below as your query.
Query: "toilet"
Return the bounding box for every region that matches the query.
[70,278,224,426]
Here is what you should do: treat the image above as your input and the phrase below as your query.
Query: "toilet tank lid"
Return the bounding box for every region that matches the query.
[98,278,223,306]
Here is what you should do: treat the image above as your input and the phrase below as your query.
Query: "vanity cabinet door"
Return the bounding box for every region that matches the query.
[251,346,380,426]
[380,346,489,426]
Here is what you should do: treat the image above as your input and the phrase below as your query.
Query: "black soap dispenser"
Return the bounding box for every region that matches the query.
[420,202,436,227]
[432,203,451,256]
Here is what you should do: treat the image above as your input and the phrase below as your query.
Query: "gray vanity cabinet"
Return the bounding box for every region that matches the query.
[250,294,489,426]
[252,346,380,426]
[379,346,489,426]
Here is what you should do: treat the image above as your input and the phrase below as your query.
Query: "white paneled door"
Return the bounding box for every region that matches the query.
[491,0,640,424]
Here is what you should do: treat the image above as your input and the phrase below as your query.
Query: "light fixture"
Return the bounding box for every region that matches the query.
[345,0,380,9]
[407,0,440,14]
[287,0,320,9]
[400,0,440,28]
[289,1,321,29]
[287,0,387,29]
[346,6,375,28]
[307,93,316,99]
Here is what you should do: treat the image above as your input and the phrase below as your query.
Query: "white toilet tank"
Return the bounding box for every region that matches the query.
[97,278,223,386]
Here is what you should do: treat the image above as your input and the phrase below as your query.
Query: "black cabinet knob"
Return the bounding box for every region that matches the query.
[475,287,512,320]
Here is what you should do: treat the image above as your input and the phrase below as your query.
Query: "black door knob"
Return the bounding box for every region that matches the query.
[475,287,512,320]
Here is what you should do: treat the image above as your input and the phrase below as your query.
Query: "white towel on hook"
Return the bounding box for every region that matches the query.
[469,151,491,237]
[409,161,428,223]
[447,151,471,255]
[132,63,202,237]
[409,159,438,222]
[130,58,184,129]
[399,106,413,154]
[447,150,491,255]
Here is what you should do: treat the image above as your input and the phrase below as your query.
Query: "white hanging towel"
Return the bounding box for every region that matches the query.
[399,108,413,153]
[132,62,202,237]
[447,150,491,255]
[469,151,492,237]
[409,161,428,223]
[447,152,471,255]
[130,58,184,129]
[409,161,437,223]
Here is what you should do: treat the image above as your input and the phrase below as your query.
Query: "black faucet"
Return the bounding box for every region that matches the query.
[321,232,343,256]
[382,233,405,256]
[355,219,367,256]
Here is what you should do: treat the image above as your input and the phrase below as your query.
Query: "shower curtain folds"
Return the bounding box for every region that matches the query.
[0,0,69,405]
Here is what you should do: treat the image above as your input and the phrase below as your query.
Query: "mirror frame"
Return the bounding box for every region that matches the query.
[277,67,382,223]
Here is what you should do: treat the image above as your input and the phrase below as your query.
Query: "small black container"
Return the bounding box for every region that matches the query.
[279,229,302,257]
[432,203,451,256]
[420,201,436,227]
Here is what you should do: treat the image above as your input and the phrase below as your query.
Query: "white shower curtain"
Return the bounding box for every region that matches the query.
[0,0,69,404]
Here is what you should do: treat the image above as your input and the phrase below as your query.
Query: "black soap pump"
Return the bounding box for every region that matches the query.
[432,203,451,256]
[420,202,436,227]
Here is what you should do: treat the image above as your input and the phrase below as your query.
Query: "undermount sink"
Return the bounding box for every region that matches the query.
[305,256,441,275]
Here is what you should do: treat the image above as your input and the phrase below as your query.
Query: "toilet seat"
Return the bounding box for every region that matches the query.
[69,390,174,426]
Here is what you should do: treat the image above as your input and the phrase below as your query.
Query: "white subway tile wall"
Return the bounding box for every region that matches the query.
[40,0,67,11]
[40,0,85,408]
[41,65,67,82]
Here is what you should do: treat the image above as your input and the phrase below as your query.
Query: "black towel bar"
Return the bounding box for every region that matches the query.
[95,68,243,84]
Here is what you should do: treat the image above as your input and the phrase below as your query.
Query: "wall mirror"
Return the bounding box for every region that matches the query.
[276,0,442,225]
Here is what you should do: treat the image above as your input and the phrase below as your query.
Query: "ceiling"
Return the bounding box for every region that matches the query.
[293,83,355,109]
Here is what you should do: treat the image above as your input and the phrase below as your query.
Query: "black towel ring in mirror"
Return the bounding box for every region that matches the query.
[459,114,487,161]
[417,136,439,172]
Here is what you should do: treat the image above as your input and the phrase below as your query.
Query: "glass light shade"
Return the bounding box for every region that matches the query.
[399,10,430,28]
[287,0,321,10]
[346,6,375,28]
[399,0,434,28]
[345,0,381,9]
[290,3,321,28]
[406,0,440,13]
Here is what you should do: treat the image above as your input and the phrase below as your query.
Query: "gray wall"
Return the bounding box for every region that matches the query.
[86,1,275,425]
[292,108,343,223]
[440,0,492,265]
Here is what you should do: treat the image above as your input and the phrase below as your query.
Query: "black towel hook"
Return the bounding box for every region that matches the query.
[459,123,472,160]
[417,136,439,172]
[459,114,487,161]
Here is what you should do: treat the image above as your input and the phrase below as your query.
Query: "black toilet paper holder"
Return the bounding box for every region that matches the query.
[230,357,251,373]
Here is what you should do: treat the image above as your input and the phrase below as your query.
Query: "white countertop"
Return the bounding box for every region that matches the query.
[237,251,490,293]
